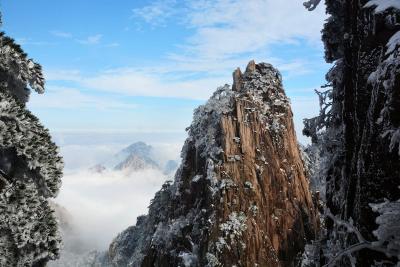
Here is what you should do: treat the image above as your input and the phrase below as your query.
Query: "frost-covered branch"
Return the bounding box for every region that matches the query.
[0,32,46,103]
[324,242,375,267]
[324,205,400,267]
[303,88,332,143]
[0,15,63,266]
[370,200,400,258]
[325,209,365,243]
[303,0,322,11]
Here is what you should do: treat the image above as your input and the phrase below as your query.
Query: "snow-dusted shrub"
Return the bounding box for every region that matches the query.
[364,0,400,14]
[219,179,236,190]
[319,204,400,267]
[0,21,63,266]
[300,242,321,267]
[206,252,221,267]
[189,85,234,160]
[219,212,247,243]
[0,180,61,266]
[249,205,258,216]
[0,32,45,103]
[370,199,400,259]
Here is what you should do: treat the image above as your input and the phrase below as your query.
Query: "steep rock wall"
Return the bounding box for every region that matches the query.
[304,1,400,265]
[104,61,318,267]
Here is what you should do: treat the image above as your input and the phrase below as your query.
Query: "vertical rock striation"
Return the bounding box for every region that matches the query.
[104,61,318,267]
[304,1,400,265]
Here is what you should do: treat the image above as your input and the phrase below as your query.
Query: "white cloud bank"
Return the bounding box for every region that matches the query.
[55,168,170,250]
[53,139,183,252]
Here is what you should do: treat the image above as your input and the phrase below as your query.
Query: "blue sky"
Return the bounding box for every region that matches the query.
[2,0,330,144]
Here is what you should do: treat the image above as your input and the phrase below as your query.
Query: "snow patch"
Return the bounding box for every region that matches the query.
[386,31,400,55]
[364,0,400,13]
[179,252,198,267]
[219,212,247,242]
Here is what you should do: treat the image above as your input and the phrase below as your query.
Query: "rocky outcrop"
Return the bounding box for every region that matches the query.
[102,61,318,267]
[303,1,400,265]
[114,154,159,172]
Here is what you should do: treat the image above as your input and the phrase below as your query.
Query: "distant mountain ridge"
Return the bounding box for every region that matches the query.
[90,141,178,174]
[113,142,160,171]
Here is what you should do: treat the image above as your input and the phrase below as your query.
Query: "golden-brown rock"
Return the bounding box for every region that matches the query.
[103,61,318,267]
[214,61,318,266]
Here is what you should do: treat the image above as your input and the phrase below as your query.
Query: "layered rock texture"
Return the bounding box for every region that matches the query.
[303,1,400,265]
[101,61,318,267]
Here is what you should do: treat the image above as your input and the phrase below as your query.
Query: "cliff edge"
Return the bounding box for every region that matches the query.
[103,61,318,267]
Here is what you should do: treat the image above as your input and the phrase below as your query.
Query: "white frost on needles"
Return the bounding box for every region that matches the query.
[370,199,400,259]
[189,85,234,160]
[219,212,247,242]
[323,204,400,267]
[367,29,400,158]
[387,31,400,55]
[364,0,400,13]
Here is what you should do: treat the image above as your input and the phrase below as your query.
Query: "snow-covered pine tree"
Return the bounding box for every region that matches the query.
[0,14,63,267]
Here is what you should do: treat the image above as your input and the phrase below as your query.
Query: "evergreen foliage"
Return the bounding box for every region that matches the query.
[302,1,400,265]
[0,13,63,267]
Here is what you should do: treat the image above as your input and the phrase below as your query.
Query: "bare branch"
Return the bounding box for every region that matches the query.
[325,209,365,243]
[323,208,400,266]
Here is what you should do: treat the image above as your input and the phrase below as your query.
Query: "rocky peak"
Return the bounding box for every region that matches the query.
[113,142,158,172]
[114,154,159,172]
[120,142,152,157]
[89,142,163,173]
[101,61,318,267]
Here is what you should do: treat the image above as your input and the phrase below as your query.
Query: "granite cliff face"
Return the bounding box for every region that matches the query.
[102,61,318,267]
[302,1,400,265]
[0,28,63,266]
[325,1,400,265]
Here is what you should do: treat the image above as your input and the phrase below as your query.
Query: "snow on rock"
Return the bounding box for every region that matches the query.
[364,0,400,13]
[219,212,247,243]
[0,90,63,195]
[370,199,400,258]
[386,30,400,55]
[91,61,318,267]
[303,1,400,265]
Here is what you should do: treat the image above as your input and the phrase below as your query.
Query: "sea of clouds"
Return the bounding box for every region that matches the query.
[51,131,184,253]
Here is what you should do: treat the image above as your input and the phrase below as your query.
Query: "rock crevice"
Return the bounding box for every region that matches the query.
[101,61,318,267]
